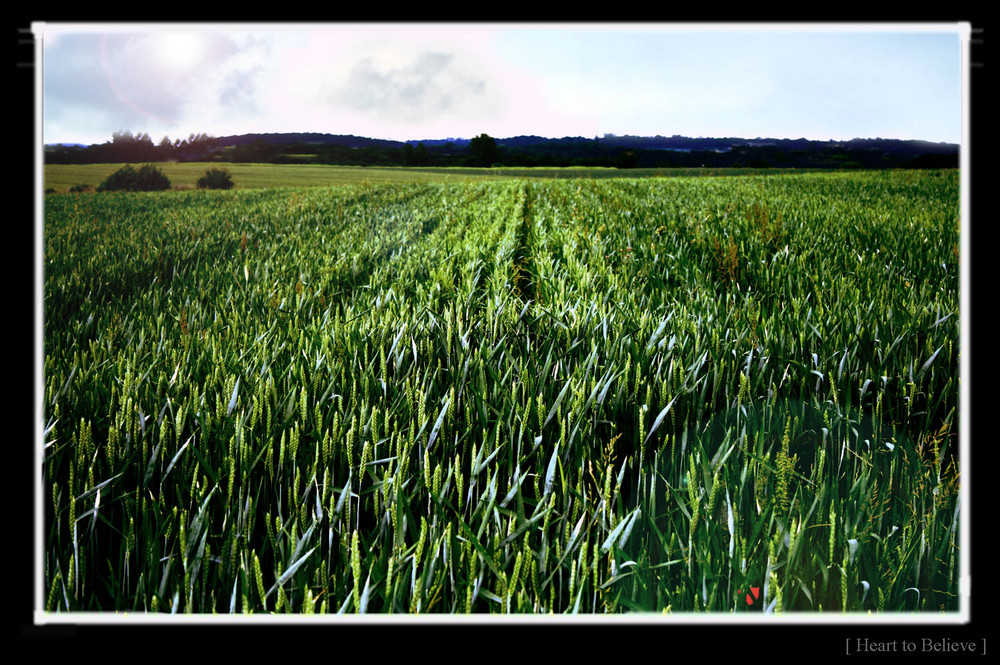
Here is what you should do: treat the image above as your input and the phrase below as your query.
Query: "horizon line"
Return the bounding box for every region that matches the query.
[44,131,962,148]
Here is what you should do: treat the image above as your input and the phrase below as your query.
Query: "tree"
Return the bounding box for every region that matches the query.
[158,136,175,161]
[97,164,171,192]
[197,168,234,190]
[469,133,498,167]
[413,142,431,166]
[401,143,415,165]
[617,150,639,169]
[135,133,156,162]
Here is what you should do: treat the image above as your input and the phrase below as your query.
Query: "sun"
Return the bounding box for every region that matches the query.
[152,32,206,73]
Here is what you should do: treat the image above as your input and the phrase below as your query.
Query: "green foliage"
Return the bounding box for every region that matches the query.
[41,171,961,615]
[196,167,235,190]
[97,164,171,192]
[469,133,498,167]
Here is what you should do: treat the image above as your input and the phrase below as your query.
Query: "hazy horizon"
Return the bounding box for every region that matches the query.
[44,131,963,149]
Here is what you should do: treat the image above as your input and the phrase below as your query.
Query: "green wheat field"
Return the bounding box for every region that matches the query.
[40,167,962,618]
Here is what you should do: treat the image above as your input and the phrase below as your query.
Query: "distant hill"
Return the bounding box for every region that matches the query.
[210,132,958,157]
[214,132,406,150]
[45,131,959,170]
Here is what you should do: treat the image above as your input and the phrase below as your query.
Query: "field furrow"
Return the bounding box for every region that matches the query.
[41,170,962,616]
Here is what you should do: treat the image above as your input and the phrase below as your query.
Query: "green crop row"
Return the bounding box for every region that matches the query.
[41,170,960,616]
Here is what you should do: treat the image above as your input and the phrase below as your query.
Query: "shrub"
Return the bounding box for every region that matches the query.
[69,184,92,193]
[197,168,234,190]
[98,164,171,192]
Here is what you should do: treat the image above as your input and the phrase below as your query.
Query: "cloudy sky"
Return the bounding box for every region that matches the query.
[37,22,966,147]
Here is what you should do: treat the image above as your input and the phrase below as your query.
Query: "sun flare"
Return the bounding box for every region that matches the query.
[153,32,205,73]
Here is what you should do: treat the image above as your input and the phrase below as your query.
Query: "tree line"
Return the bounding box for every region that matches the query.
[45,130,218,164]
[45,130,958,170]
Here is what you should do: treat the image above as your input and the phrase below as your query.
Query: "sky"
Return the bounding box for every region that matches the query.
[36,22,967,147]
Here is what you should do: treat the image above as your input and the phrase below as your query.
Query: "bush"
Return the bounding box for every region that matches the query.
[98,164,171,192]
[197,168,234,190]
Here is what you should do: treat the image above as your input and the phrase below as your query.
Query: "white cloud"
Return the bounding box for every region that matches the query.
[40,23,963,145]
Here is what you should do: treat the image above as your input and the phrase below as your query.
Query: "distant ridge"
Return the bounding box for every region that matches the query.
[44,131,959,169]
[210,132,958,154]
[213,132,406,149]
